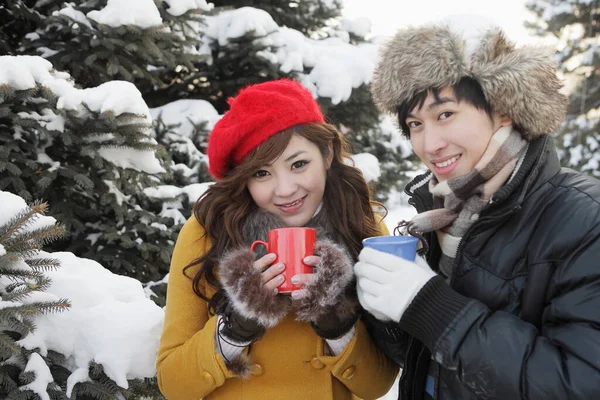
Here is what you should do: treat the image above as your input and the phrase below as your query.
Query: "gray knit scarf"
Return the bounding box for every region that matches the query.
[405,126,528,279]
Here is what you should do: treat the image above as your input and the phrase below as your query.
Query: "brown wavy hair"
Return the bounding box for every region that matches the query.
[185,123,385,312]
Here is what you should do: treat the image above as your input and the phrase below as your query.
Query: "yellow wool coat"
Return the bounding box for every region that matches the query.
[157,216,398,400]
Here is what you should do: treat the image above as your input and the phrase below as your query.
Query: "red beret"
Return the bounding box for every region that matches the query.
[207,79,325,179]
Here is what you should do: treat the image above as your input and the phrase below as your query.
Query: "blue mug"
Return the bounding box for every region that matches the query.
[362,236,418,261]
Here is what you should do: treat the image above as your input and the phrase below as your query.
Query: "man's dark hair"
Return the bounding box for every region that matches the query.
[396,77,493,138]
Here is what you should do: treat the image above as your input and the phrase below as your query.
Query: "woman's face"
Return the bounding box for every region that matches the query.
[247,135,332,227]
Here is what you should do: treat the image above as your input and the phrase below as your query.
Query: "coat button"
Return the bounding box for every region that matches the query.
[202,371,215,385]
[341,366,356,379]
[310,356,325,370]
[250,363,264,376]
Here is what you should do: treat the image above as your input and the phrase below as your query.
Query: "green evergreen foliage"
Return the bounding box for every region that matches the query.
[147,26,297,110]
[0,196,165,399]
[0,1,46,55]
[323,84,416,200]
[0,64,178,282]
[8,0,204,91]
[63,362,164,400]
[0,199,69,399]
[526,0,599,177]
[152,115,211,187]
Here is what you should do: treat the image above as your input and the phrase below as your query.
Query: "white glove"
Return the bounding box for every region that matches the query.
[354,247,436,322]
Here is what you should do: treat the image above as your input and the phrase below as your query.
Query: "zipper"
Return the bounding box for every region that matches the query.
[411,347,426,400]
[398,336,415,400]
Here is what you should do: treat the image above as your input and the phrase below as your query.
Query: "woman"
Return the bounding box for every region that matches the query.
[156,79,398,400]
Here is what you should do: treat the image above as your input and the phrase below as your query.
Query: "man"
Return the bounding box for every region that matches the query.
[354,20,600,400]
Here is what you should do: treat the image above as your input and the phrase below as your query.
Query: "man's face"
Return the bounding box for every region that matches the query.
[406,87,510,182]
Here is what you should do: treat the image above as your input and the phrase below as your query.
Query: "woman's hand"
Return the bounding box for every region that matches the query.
[290,255,319,299]
[256,253,287,294]
[290,241,360,339]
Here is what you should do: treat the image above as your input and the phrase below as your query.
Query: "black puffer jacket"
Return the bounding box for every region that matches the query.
[365,136,600,399]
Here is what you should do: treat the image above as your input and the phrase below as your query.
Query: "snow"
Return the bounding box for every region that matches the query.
[37,153,61,172]
[341,17,372,38]
[18,251,164,393]
[0,56,63,91]
[352,153,381,182]
[54,4,92,29]
[150,99,221,138]
[378,116,413,157]
[104,180,131,206]
[201,7,379,105]
[164,0,212,16]
[144,274,169,300]
[22,353,54,400]
[98,147,165,174]
[0,56,151,122]
[144,182,212,208]
[0,191,56,230]
[0,56,165,174]
[54,80,152,120]
[18,109,65,132]
[87,0,163,29]
[261,27,379,104]
[1,190,164,396]
[204,7,279,46]
[541,2,574,21]
[437,14,501,59]
[582,44,599,66]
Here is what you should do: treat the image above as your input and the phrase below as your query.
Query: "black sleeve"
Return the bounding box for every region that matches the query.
[362,311,411,368]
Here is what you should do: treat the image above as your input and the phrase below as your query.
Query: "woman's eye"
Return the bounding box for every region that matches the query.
[252,170,269,178]
[292,160,309,170]
[407,121,420,128]
[439,111,453,120]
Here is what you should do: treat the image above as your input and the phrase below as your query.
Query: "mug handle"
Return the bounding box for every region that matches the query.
[250,240,268,253]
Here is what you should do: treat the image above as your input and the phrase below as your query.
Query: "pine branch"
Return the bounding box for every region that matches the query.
[0,316,36,338]
[23,258,61,271]
[0,300,70,320]
[0,331,22,359]
[0,204,46,244]
[3,224,67,254]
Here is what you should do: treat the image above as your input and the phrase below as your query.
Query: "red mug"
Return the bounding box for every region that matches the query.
[250,227,317,294]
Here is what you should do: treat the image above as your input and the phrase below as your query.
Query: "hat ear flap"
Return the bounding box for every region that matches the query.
[471,30,568,140]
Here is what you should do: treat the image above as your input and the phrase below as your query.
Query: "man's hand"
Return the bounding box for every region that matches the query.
[354,247,436,322]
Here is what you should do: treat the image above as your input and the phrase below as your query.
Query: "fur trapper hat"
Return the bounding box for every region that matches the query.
[370,22,568,140]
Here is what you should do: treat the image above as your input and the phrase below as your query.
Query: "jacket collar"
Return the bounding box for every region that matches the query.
[405,135,561,214]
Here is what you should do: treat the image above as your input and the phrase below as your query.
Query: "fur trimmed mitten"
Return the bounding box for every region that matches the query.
[292,240,360,339]
[218,247,291,328]
[217,247,292,377]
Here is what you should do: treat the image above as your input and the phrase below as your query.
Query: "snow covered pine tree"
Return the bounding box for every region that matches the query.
[527,0,600,177]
